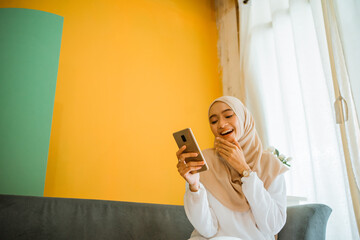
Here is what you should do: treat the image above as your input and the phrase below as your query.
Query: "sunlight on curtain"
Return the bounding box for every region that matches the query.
[240,0,359,239]
[332,0,360,128]
[314,0,360,232]
[321,0,360,196]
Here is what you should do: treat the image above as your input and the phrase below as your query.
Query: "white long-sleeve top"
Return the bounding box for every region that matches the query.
[184,172,287,240]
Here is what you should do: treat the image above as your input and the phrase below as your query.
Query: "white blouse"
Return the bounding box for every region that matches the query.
[184,172,287,240]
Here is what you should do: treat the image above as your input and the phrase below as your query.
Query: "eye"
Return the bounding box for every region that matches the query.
[211,120,218,124]
[225,114,233,118]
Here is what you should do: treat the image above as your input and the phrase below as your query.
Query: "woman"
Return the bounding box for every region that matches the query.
[176,96,289,240]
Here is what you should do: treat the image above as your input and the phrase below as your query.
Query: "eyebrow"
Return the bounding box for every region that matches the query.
[209,109,233,119]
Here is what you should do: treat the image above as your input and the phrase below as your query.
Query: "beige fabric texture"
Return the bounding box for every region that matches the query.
[200,96,289,212]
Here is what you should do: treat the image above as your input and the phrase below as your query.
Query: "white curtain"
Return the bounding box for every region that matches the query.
[330,0,360,128]
[236,0,359,239]
[315,0,360,231]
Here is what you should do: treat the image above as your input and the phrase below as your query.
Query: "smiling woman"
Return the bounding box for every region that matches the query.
[176,96,289,240]
[209,102,241,141]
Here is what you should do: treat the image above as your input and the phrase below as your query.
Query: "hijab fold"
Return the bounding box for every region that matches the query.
[200,96,289,212]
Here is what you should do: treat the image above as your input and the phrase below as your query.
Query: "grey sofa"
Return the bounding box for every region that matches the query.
[0,194,331,240]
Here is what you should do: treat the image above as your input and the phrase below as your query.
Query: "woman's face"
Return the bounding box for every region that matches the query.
[208,101,241,142]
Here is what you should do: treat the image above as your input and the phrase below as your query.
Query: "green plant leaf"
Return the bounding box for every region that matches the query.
[275,149,279,156]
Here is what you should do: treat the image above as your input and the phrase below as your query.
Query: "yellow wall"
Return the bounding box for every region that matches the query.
[0,0,222,205]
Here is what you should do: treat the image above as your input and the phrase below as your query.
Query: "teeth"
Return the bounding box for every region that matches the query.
[221,129,233,135]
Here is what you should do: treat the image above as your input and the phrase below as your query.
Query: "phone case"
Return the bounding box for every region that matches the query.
[173,128,209,173]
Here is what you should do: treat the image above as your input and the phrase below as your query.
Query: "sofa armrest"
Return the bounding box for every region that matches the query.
[278,204,332,240]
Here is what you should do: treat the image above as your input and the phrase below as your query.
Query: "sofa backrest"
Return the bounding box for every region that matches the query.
[0,194,194,240]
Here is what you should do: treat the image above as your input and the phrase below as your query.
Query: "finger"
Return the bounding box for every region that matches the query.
[177,160,203,172]
[185,161,205,167]
[216,137,236,148]
[216,141,233,152]
[176,158,205,172]
[176,145,187,158]
[177,161,183,168]
[217,139,241,154]
[222,137,241,150]
[190,168,203,174]
[181,166,203,176]
[178,152,198,162]
[216,147,230,157]
[232,141,241,149]
[177,160,188,170]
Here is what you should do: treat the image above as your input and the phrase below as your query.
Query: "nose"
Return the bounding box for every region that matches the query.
[218,117,228,129]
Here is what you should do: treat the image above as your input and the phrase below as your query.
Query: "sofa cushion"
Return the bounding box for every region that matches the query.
[0,194,194,240]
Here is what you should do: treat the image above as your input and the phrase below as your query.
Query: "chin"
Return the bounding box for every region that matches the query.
[221,134,236,142]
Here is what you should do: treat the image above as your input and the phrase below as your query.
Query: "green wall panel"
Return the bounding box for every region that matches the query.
[0,8,63,196]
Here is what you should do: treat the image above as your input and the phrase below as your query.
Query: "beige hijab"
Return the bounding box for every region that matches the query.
[200,96,289,212]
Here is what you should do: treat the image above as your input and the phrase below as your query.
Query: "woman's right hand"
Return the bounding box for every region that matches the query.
[176,145,204,192]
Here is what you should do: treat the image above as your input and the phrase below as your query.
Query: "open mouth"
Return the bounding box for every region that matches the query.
[220,129,234,136]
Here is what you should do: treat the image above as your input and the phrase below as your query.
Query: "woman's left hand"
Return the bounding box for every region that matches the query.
[215,137,250,173]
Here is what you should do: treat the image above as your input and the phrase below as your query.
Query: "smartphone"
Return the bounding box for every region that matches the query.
[173,128,209,173]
